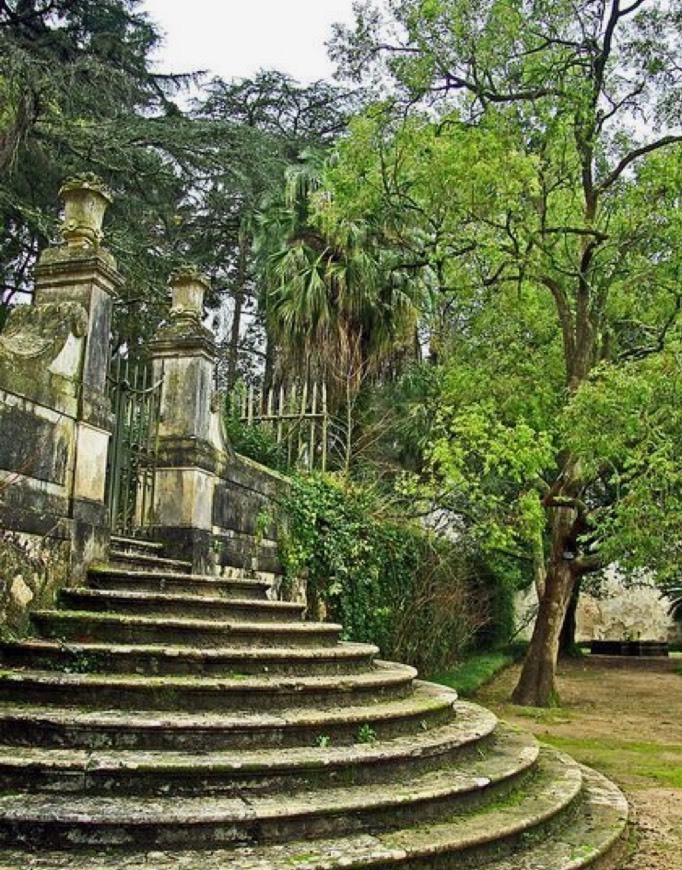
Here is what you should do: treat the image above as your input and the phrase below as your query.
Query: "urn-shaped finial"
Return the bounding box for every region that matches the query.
[59,174,113,248]
[168,265,210,319]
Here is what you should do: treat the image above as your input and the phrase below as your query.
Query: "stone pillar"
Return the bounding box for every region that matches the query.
[149,267,228,573]
[33,174,123,574]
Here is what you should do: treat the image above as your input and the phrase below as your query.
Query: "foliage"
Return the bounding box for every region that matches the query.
[255,150,422,409]
[224,406,289,472]
[328,0,682,705]
[277,473,509,674]
[193,73,357,389]
[562,351,682,583]
[0,7,356,356]
[0,0,198,336]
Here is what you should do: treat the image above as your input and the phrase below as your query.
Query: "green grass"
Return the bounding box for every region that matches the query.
[512,705,576,725]
[430,651,515,697]
[539,734,682,789]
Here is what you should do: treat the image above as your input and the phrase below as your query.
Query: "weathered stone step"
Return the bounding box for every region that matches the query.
[482,766,629,870]
[107,551,194,573]
[0,661,417,712]
[0,760,628,869]
[60,588,305,624]
[0,747,578,851]
[88,566,272,600]
[0,681,458,750]
[0,638,379,677]
[109,536,164,555]
[30,610,341,648]
[0,702,503,796]
[218,565,281,585]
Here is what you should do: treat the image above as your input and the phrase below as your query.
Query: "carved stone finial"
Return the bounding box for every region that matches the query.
[168,265,210,319]
[58,174,113,249]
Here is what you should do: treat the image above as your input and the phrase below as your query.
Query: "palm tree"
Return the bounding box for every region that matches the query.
[256,153,419,403]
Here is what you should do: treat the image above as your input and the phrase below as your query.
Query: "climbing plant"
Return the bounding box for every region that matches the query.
[277,474,510,674]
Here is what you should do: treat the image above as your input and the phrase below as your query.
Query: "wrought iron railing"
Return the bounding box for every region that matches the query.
[105,355,163,537]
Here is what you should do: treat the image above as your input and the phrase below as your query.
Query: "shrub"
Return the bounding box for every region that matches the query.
[277,474,499,674]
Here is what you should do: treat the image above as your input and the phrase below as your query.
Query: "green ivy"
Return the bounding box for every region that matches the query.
[277,474,503,674]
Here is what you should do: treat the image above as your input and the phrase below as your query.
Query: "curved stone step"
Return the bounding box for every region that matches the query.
[0,702,503,796]
[0,747,579,851]
[88,566,272,600]
[0,681,458,750]
[0,661,416,713]
[0,638,379,677]
[60,588,305,624]
[0,760,628,869]
[30,610,342,648]
[482,765,629,870]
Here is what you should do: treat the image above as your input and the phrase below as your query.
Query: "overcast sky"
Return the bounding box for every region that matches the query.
[141,0,358,84]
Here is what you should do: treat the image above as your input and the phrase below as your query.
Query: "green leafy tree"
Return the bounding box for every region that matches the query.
[330,0,682,704]
[192,72,358,389]
[256,150,422,417]
[0,0,218,342]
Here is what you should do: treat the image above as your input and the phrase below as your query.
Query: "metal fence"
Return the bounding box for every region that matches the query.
[236,381,329,472]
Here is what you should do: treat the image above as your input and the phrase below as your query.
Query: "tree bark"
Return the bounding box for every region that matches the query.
[512,503,579,706]
[559,579,581,655]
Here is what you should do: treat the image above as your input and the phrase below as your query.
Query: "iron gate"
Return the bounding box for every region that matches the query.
[105,355,163,537]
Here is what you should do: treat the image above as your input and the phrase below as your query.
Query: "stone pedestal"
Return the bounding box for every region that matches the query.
[150,268,228,573]
[31,176,122,577]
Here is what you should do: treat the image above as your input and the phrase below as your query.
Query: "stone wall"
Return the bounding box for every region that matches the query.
[211,453,286,576]
[577,567,682,644]
[513,567,682,645]
[0,377,78,633]
[0,530,70,637]
[0,177,119,634]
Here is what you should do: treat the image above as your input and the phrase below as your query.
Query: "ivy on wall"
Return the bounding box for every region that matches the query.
[276,474,510,675]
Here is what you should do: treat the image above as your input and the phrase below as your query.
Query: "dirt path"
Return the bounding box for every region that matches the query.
[475,657,682,870]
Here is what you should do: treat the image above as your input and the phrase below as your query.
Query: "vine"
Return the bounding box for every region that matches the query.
[277,474,504,675]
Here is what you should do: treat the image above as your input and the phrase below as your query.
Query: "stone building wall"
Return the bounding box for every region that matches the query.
[576,567,681,644]
[514,567,681,645]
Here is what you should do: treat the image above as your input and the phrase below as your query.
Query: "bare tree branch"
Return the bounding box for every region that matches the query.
[599,136,682,192]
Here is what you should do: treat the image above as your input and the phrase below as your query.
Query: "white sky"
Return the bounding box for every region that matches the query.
[141,0,358,84]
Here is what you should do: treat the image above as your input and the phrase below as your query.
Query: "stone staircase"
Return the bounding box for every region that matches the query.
[0,537,629,869]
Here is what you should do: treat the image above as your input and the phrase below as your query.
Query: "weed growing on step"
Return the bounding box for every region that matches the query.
[356,724,377,744]
[63,653,101,674]
[315,734,331,748]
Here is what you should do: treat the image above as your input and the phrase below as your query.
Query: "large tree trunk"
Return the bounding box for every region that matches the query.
[511,505,579,706]
[559,580,581,655]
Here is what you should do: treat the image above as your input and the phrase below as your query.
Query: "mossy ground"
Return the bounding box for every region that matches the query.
[474,656,682,870]
[429,651,515,697]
